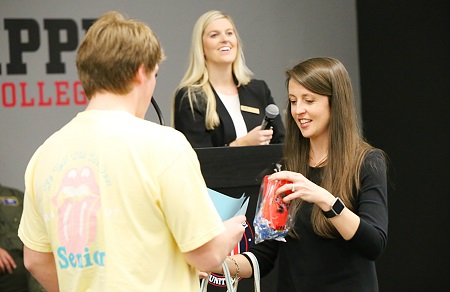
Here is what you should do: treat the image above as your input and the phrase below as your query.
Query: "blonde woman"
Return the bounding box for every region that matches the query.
[173,10,285,148]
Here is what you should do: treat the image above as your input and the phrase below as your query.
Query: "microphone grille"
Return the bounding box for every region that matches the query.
[265,104,279,119]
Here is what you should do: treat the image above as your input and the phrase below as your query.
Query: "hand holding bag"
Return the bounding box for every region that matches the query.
[200,251,260,292]
[254,176,293,244]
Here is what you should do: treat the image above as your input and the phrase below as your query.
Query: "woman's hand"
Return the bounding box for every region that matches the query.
[269,171,362,241]
[238,126,273,146]
[268,171,335,211]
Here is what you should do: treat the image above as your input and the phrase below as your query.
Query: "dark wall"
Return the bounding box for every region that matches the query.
[357,1,450,291]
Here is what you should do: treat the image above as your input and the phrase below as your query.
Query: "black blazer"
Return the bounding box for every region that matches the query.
[174,79,285,148]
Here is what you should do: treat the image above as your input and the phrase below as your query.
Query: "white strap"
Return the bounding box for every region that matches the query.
[200,277,208,292]
[200,253,260,292]
[242,252,261,292]
[200,261,236,292]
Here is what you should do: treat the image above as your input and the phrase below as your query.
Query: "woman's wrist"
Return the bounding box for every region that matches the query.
[230,138,240,147]
[227,256,240,278]
[318,191,336,211]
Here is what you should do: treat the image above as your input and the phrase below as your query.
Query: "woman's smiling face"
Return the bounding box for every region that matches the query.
[202,18,238,65]
[288,79,330,141]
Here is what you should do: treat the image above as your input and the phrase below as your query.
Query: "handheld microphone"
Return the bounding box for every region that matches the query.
[261,104,279,130]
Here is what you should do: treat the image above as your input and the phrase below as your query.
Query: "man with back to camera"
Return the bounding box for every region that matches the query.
[18,11,245,292]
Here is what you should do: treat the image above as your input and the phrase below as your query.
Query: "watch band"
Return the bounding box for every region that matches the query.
[323,197,346,218]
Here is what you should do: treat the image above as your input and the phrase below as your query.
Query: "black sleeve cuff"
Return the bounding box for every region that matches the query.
[241,253,255,278]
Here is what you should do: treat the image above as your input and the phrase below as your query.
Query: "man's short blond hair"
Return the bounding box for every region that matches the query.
[76,11,165,99]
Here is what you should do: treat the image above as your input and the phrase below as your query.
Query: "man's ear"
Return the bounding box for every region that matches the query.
[135,64,147,84]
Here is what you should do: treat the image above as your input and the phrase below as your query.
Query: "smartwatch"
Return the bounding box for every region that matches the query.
[323,197,346,218]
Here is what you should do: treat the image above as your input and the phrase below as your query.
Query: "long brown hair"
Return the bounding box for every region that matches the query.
[284,57,374,238]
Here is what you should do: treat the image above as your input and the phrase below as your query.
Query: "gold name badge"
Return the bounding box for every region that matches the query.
[240,105,260,115]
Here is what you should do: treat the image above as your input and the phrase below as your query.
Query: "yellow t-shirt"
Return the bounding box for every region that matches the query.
[19,110,224,291]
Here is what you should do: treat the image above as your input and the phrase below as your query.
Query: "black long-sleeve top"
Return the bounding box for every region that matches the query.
[249,150,388,291]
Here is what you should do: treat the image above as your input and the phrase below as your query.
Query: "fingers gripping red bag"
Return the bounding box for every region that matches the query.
[254,175,293,244]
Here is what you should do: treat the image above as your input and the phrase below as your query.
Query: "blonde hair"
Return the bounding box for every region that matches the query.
[172,10,253,129]
[76,11,165,99]
[284,57,375,238]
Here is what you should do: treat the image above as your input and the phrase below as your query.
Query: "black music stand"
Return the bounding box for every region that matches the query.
[194,144,283,292]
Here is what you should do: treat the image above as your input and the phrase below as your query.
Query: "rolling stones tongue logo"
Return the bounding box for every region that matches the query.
[52,167,101,255]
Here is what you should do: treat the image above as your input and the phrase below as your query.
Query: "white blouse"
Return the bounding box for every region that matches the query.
[217,92,247,138]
